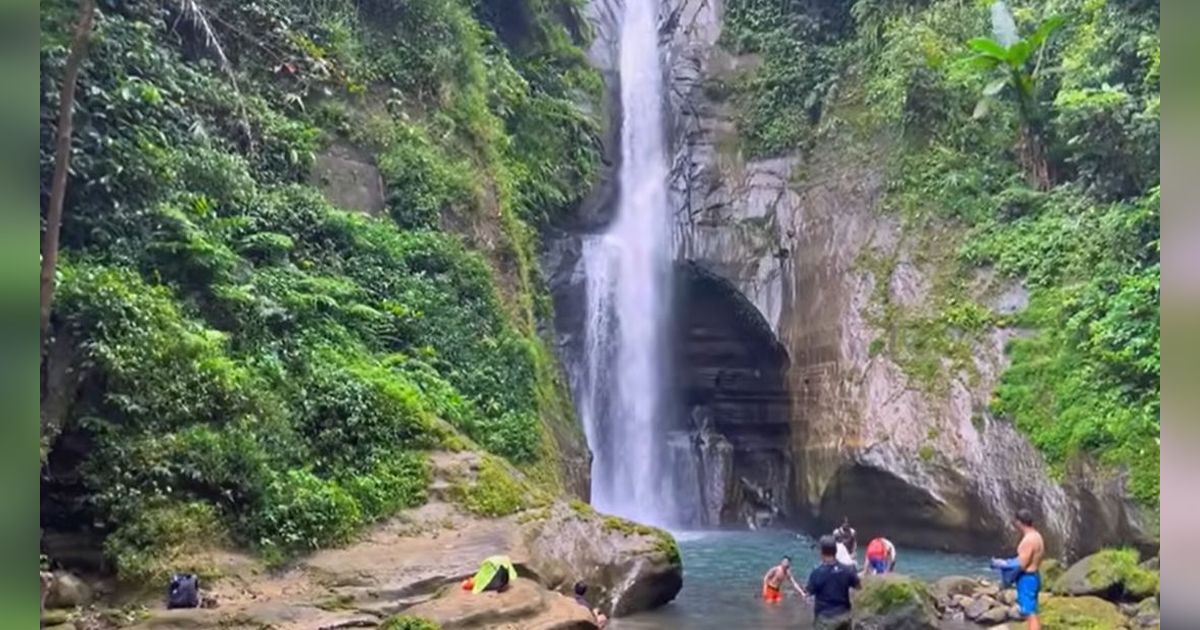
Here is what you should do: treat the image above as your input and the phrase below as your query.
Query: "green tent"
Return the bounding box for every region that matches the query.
[470,555,517,594]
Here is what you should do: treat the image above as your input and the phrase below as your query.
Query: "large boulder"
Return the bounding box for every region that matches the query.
[401,578,597,630]
[1040,595,1127,629]
[1054,548,1159,601]
[44,571,92,609]
[1040,558,1065,586]
[851,574,939,630]
[933,575,979,601]
[515,502,682,617]
[1133,596,1160,629]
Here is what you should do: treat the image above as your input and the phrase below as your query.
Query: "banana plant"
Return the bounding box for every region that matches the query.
[964,2,1064,190]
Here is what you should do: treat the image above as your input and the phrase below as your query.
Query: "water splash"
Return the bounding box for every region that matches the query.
[579,0,675,526]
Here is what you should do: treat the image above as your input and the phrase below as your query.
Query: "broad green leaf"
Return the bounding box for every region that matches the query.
[968,37,1008,58]
[1007,41,1031,66]
[962,54,1003,72]
[1028,15,1066,49]
[983,78,1008,96]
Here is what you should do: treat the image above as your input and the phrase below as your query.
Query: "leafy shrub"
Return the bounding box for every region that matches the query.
[104,502,227,585]
[453,455,537,517]
[374,124,477,229]
[250,469,363,559]
[41,0,599,577]
[381,616,441,630]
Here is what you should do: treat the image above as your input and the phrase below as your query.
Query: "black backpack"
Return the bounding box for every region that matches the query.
[167,573,200,609]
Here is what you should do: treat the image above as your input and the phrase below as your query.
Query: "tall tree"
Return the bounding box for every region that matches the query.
[41,0,96,340]
[965,2,1064,190]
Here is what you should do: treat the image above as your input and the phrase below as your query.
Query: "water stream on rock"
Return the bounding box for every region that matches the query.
[579,0,677,526]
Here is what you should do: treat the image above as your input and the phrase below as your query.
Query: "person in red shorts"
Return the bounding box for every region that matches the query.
[864,537,897,575]
[761,555,805,603]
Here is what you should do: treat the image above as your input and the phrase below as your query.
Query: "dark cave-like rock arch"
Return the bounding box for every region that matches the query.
[668,262,793,527]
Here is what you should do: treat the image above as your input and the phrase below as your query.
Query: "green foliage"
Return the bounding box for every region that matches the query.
[41,0,600,578]
[372,122,477,229]
[854,576,935,615]
[744,0,1161,508]
[103,502,227,585]
[452,455,540,517]
[721,0,851,156]
[962,4,1064,122]
[381,616,442,630]
[1040,596,1127,629]
[1064,548,1159,600]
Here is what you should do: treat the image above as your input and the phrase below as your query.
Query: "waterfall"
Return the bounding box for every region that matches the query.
[579,0,675,526]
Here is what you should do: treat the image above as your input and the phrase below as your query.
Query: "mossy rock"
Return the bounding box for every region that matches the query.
[41,608,72,626]
[1040,596,1126,629]
[852,574,938,630]
[519,502,682,616]
[600,515,681,565]
[1055,548,1159,601]
[1040,558,1065,586]
[450,454,548,517]
[380,615,441,630]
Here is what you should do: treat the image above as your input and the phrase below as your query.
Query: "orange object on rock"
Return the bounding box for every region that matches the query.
[462,577,475,591]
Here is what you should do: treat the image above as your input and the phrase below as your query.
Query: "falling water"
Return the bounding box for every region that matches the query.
[579,0,675,526]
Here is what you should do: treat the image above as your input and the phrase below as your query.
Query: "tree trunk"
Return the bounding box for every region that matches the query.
[1017,123,1051,191]
[41,329,83,462]
[40,0,96,341]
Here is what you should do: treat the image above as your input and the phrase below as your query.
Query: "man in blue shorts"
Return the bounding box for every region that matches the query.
[992,508,1044,629]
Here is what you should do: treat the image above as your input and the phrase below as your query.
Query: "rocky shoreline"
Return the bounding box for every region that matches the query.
[39,454,682,630]
[852,549,1160,630]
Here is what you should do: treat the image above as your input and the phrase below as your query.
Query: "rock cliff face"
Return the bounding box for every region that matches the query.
[545,0,1155,559]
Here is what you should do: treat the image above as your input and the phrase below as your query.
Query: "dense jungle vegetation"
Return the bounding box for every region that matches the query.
[725,0,1159,508]
[39,0,1159,586]
[40,0,601,581]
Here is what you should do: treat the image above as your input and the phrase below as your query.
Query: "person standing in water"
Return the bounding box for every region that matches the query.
[863,537,897,575]
[833,516,857,555]
[806,535,861,629]
[761,555,805,603]
[992,509,1044,630]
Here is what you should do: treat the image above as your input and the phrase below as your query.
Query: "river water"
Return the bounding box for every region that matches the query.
[612,530,991,629]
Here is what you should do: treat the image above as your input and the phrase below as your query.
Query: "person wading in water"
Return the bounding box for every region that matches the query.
[761,556,805,603]
[833,516,857,555]
[806,535,861,629]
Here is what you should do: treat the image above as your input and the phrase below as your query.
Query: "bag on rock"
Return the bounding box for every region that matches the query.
[167,573,200,609]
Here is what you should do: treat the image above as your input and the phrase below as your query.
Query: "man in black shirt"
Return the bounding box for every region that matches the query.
[806,535,861,629]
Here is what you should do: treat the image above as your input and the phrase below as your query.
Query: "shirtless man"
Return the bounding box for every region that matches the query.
[762,556,805,603]
[993,508,1044,629]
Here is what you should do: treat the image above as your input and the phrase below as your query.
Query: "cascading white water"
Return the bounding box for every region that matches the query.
[579,0,675,526]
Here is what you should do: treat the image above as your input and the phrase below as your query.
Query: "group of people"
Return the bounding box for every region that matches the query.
[762,510,1045,630]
